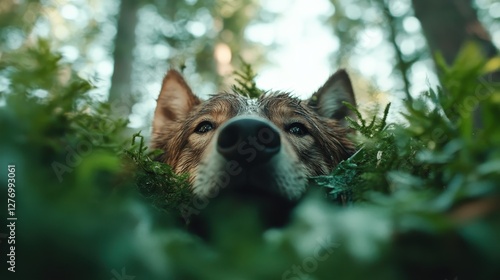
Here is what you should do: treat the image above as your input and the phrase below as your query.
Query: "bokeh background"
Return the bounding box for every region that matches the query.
[1,0,498,127]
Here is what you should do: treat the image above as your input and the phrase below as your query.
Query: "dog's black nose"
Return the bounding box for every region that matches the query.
[217,116,280,164]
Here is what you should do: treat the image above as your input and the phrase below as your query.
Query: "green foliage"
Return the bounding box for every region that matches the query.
[313,42,500,202]
[311,42,500,278]
[232,59,265,98]
[1,40,149,279]
[1,40,500,280]
[124,132,192,213]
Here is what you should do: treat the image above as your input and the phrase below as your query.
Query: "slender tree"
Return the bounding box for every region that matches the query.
[108,0,266,120]
[109,0,141,117]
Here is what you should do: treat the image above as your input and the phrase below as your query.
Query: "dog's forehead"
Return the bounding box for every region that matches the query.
[245,98,260,114]
[202,93,254,113]
[202,92,303,118]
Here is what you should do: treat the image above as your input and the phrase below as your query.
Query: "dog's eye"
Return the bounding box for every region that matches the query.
[194,121,214,134]
[287,122,308,136]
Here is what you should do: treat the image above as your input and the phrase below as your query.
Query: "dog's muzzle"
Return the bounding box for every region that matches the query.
[217,116,281,165]
[189,116,299,238]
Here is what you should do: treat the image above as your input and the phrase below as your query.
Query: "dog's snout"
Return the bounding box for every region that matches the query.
[217,117,280,164]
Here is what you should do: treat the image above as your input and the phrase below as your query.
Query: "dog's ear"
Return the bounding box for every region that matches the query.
[307,69,356,125]
[153,70,200,134]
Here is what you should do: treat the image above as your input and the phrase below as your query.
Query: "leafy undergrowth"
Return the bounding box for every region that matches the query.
[1,40,499,280]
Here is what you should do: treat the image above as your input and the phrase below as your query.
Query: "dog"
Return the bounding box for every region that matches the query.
[150,69,357,228]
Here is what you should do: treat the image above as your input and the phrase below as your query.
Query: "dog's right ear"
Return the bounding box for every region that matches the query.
[307,69,356,126]
[153,70,200,134]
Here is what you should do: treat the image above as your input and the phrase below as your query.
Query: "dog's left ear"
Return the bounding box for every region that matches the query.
[153,70,201,134]
[307,70,356,125]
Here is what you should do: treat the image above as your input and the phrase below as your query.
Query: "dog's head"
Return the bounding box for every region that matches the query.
[151,69,356,213]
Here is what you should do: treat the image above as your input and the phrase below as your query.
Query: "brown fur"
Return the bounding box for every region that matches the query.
[151,69,357,200]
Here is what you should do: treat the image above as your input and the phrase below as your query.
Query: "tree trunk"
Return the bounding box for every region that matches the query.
[411,0,497,65]
[412,0,498,128]
[109,0,140,118]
